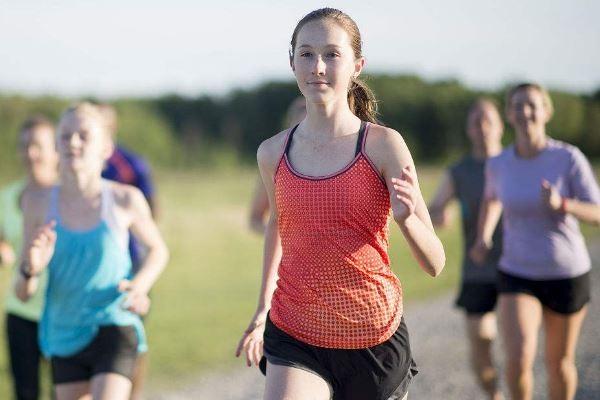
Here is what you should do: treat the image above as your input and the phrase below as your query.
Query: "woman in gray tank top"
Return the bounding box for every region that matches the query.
[429,98,504,400]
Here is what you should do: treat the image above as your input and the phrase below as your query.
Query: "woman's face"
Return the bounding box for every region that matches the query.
[507,88,550,138]
[291,19,363,104]
[467,104,503,148]
[57,113,112,174]
[20,125,58,176]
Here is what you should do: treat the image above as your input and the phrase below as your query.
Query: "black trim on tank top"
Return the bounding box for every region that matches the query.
[284,121,366,157]
[284,124,300,157]
[355,121,367,157]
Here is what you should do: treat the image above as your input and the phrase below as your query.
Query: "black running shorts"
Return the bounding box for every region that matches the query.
[498,270,590,314]
[262,314,418,400]
[51,325,139,384]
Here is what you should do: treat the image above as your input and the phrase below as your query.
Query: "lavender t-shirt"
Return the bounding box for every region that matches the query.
[485,139,600,280]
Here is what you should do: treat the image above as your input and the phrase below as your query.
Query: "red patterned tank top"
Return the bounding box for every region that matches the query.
[270,121,403,349]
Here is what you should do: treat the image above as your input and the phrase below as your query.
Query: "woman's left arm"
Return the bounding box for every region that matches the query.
[542,149,600,226]
[122,186,169,310]
[542,180,600,226]
[368,126,445,277]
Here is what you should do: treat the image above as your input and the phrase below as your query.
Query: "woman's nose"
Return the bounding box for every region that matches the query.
[312,55,326,76]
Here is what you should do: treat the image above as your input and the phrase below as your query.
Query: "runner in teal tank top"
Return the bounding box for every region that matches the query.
[15,103,169,400]
[40,182,147,357]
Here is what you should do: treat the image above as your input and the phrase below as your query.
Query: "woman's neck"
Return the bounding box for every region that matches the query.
[28,167,57,189]
[515,129,547,158]
[471,142,502,160]
[61,168,102,199]
[303,99,361,139]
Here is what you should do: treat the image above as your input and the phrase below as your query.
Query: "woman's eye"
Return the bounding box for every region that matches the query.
[300,52,312,57]
[327,52,340,58]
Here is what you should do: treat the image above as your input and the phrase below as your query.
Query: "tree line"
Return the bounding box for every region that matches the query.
[1,74,599,173]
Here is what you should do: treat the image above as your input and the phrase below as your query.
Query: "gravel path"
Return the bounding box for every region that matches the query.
[151,241,600,400]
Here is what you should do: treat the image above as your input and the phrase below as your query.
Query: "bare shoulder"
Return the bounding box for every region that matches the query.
[257,129,290,172]
[364,123,412,168]
[106,180,146,211]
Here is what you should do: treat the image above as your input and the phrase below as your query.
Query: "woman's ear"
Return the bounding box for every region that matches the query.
[103,139,115,161]
[353,57,365,78]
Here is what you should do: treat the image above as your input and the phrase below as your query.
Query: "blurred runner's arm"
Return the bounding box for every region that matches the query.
[470,198,502,266]
[428,170,456,228]
[248,177,270,234]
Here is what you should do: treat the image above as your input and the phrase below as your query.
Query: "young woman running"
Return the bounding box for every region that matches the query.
[249,97,306,234]
[1,116,58,400]
[471,83,600,400]
[429,99,504,400]
[15,103,169,400]
[236,8,445,400]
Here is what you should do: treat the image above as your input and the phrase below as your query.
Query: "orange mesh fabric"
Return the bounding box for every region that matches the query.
[270,126,403,349]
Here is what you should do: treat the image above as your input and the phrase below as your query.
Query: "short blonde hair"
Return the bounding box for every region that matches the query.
[97,104,118,139]
[58,102,110,138]
[505,83,554,120]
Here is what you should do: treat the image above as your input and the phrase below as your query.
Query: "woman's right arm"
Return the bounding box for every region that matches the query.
[428,170,456,228]
[469,198,502,265]
[236,133,285,366]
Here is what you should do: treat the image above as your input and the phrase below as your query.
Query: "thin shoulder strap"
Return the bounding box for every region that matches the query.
[45,186,60,223]
[100,179,129,251]
[100,180,114,222]
[355,121,368,156]
[283,124,300,157]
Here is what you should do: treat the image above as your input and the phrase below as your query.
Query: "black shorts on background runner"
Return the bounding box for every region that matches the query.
[498,270,591,314]
[51,325,139,384]
[455,282,498,314]
[261,315,418,400]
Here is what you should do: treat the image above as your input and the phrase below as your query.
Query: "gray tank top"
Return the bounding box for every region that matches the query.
[450,155,501,283]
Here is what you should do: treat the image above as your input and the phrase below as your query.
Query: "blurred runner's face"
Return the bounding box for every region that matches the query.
[467,104,503,148]
[292,20,362,104]
[58,114,110,174]
[20,126,57,175]
[508,88,550,139]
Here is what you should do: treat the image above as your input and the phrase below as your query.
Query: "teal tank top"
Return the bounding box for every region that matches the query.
[40,180,146,357]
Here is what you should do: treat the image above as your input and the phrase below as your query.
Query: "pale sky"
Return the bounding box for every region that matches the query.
[1,0,599,98]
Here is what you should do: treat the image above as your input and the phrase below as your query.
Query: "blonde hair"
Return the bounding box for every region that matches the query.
[58,102,110,139]
[290,8,379,123]
[97,104,118,139]
[505,83,554,120]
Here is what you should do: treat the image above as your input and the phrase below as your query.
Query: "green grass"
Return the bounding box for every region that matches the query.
[0,166,463,397]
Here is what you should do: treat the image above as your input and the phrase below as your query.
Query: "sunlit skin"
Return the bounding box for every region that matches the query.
[58,113,112,178]
[20,125,59,185]
[291,20,363,127]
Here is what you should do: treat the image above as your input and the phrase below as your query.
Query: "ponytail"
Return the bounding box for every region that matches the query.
[348,78,378,123]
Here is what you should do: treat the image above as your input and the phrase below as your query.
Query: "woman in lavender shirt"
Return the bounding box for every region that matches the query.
[471,83,600,400]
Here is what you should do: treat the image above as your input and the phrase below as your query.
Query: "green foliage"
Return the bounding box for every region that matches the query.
[1,75,599,174]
